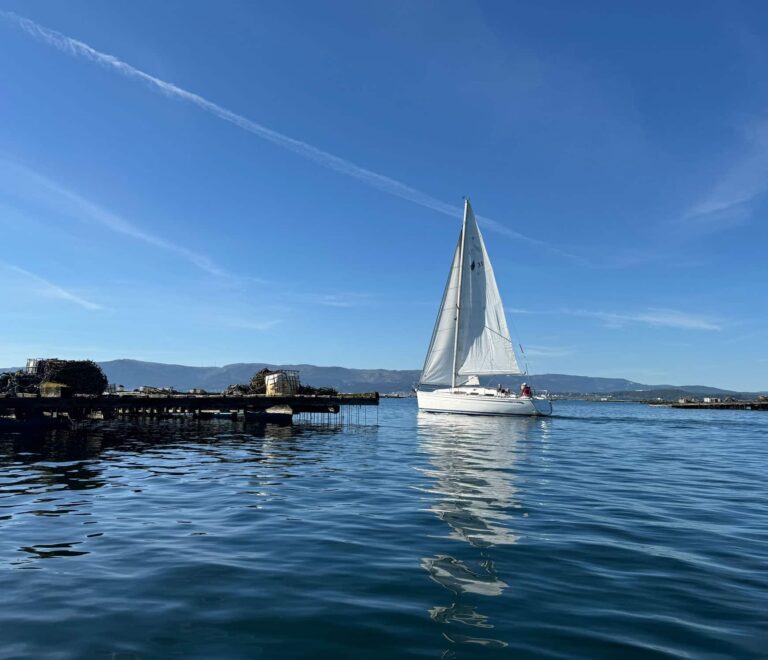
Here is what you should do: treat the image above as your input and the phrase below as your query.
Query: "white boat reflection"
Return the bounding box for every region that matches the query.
[417,411,546,647]
[418,411,541,548]
[421,554,507,596]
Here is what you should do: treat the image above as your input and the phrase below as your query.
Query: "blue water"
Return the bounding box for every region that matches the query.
[1,400,766,658]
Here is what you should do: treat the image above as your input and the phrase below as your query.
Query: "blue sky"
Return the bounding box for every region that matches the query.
[1,0,766,389]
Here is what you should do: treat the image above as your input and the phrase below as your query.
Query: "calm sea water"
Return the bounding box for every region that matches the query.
[1,400,766,658]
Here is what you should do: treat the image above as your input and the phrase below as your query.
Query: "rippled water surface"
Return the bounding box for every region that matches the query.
[1,400,767,658]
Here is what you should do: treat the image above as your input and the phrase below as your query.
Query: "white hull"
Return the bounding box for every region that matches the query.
[417,388,552,417]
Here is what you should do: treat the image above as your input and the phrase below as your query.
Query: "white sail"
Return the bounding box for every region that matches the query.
[420,200,520,387]
[420,237,462,385]
[455,203,521,377]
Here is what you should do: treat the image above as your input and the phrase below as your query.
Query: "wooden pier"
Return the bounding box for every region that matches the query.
[0,392,379,424]
[671,400,768,411]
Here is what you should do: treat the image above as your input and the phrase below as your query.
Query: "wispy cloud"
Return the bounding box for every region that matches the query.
[0,11,574,258]
[522,345,575,358]
[570,308,723,331]
[1,262,103,310]
[226,319,281,331]
[684,118,768,225]
[0,342,215,365]
[2,159,229,278]
[310,293,373,308]
[506,307,539,315]
[719,328,768,345]
[508,306,722,330]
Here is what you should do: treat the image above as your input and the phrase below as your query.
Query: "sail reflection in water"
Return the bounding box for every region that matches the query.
[417,411,549,649]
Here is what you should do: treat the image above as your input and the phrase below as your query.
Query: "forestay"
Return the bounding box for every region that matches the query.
[420,200,521,386]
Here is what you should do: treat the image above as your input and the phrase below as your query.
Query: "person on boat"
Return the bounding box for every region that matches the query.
[520,382,532,398]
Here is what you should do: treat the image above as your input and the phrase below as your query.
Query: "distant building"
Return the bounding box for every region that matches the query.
[703,397,721,403]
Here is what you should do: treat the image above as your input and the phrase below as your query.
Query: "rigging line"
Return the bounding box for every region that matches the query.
[516,340,531,376]
[483,324,527,371]
[481,324,522,372]
[483,325,514,343]
[503,312,533,379]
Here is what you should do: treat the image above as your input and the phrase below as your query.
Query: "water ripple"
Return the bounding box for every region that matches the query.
[0,403,766,658]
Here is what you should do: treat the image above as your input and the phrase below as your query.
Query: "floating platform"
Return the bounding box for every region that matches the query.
[671,401,768,410]
[0,392,378,425]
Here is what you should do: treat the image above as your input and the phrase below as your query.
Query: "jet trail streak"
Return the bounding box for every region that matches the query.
[1,10,569,255]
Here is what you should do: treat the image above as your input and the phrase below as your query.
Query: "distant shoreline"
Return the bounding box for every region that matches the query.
[2,359,764,397]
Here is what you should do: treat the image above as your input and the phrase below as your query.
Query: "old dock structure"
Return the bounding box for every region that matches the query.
[0,392,379,425]
[671,400,768,411]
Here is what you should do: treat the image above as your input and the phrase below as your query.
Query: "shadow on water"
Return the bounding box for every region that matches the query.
[0,418,343,565]
[416,412,551,652]
[0,417,342,467]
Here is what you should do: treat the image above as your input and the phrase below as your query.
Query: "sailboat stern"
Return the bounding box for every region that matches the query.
[530,396,553,416]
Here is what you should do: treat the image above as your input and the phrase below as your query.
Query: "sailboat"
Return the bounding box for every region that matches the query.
[416,199,553,416]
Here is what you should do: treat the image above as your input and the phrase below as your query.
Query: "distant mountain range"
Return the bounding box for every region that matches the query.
[1,359,758,396]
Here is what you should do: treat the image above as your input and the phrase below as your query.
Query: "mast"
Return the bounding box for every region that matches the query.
[451,198,469,390]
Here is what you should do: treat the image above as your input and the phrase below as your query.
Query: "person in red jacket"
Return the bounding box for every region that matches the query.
[520,382,532,398]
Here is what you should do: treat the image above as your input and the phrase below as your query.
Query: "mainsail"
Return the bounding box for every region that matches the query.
[420,200,521,386]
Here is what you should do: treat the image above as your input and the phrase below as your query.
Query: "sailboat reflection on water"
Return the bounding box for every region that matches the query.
[418,412,546,648]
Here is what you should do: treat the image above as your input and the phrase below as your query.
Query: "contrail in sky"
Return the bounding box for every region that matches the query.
[1,158,230,279]
[0,262,103,310]
[0,10,569,255]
